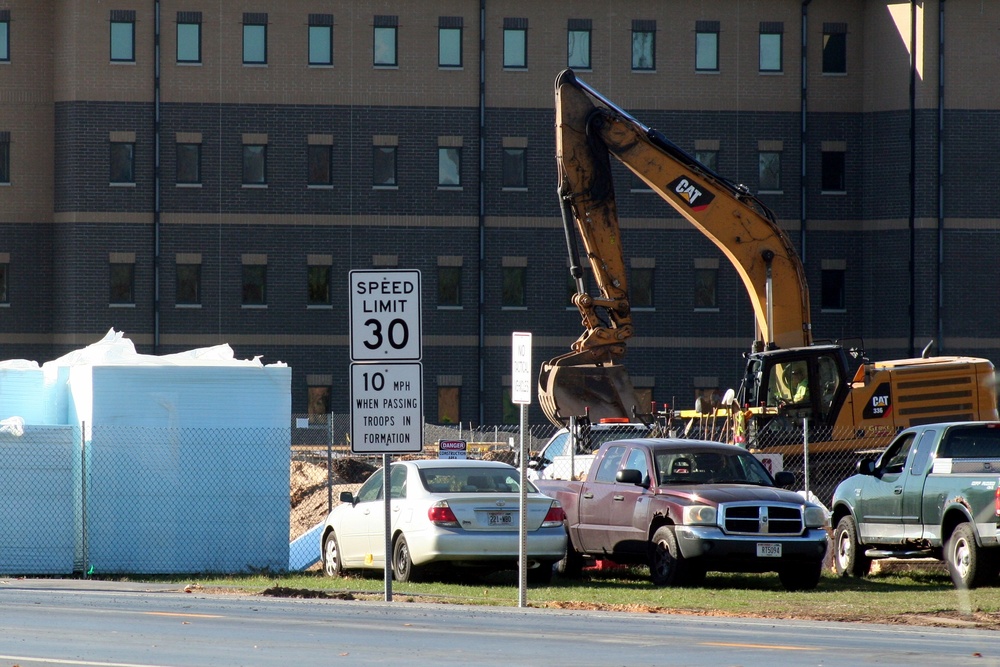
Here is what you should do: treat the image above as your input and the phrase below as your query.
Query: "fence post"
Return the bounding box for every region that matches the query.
[327,412,333,513]
[81,421,88,576]
[802,417,810,498]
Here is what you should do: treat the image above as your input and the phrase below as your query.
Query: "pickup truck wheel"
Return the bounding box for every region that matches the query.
[779,560,823,591]
[946,522,989,589]
[833,515,871,578]
[649,526,693,586]
[555,542,584,579]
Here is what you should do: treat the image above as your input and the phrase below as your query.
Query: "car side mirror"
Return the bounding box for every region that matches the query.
[339,491,355,505]
[616,468,645,487]
[856,458,875,476]
[773,471,795,489]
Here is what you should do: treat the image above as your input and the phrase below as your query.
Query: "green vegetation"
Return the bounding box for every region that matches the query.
[111,565,1000,627]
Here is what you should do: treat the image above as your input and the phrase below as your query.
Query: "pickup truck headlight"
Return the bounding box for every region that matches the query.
[682,505,717,526]
[803,506,828,529]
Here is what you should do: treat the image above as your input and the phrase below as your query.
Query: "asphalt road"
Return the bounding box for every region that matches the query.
[1,578,997,667]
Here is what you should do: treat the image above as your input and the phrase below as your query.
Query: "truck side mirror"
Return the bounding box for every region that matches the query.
[616,468,645,487]
[856,458,875,476]
[773,471,795,489]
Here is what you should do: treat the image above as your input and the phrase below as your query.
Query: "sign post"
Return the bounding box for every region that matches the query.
[350,269,423,602]
[511,332,532,608]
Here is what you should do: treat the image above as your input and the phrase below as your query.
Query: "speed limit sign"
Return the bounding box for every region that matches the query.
[350,270,422,361]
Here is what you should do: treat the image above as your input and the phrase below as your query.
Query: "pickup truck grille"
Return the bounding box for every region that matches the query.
[719,503,804,536]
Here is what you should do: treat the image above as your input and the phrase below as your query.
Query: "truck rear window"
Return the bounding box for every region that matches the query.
[939,425,1000,459]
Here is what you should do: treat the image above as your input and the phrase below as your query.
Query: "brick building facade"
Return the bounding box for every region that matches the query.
[1,1,998,425]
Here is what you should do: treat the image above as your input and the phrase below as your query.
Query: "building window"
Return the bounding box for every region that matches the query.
[438,147,461,187]
[823,23,847,74]
[758,151,781,192]
[309,14,333,66]
[308,144,332,186]
[502,146,526,188]
[373,15,398,67]
[695,21,719,72]
[110,10,135,62]
[567,19,591,69]
[176,12,201,63]
[109,258,135,305]
[243,144,266,185]
[695,149,718,173]
[0,132,9,184]
[694,267,718,309]
[0,258,7,304]
[373,145,397,186]
[0,10,10,62]
[632,20,656,71]
[243,13,267,65]
[822,150,846,192]
[502,387,517,424]
[503,18,527,69]
[175,258,201,305]
[759,22,783,72]
[176,142,201,185]
[438,386,460,424]
[307,261,332,306]
[307,385,331,425]
[821,268,846,311]
[631,266,654,308]
[439,17,462,68]
[438,265,462,307]
[110,141,135,184]
[242,257,267,306]
[502,265,526,307]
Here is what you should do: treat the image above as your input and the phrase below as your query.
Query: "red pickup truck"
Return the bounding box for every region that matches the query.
[535,438,830,590]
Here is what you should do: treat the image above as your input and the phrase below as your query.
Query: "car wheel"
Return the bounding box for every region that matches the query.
[833,515,871,578]
[946,522,990,589]
[322,530,343,578]
[779,560,823,591]
[392,535,421,583]
[649,526,694,586]
[527,561,554,586]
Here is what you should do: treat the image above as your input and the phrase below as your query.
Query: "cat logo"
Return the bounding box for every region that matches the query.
[666,176,715,212]
[862,382,892,419]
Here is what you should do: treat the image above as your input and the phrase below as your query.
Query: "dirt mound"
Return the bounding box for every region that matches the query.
[330,458,378,483]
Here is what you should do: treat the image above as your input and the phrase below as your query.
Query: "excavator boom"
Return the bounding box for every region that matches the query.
[540,69,812,427]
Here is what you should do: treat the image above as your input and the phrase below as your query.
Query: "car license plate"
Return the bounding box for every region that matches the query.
[488,511,513,526]
[757,543,781,558]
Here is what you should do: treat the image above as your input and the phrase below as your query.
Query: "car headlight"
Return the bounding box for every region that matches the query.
[803,506,829,529]
[682,504,717,526]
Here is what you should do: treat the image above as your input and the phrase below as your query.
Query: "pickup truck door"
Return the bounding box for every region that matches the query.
[606,446,653,556]
[855,432,918,543]
[899,428,937,540]
[576,445,626,553]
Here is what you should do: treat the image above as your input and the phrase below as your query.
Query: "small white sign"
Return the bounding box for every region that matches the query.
[511,332,532,405]
[350,362,423,454]
[438,439,468,460]
[350,270,422,361]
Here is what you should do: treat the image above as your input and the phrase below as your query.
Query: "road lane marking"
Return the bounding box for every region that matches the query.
[0,655,180,667]
[141,611,223,619]
[700,641,818,651]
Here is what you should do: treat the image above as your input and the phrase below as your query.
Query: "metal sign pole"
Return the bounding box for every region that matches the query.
[383,452,392,602]
[518,403,527,608]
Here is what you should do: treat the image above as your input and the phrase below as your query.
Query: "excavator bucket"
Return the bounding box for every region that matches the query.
[538,360,641,426]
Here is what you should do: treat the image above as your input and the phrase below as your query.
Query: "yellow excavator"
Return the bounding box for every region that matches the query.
[539,69,997,456]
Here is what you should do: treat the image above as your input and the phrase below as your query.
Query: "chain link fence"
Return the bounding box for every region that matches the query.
[1,414,892,576]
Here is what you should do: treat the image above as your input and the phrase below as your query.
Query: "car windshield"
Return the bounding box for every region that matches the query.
[418,467,534,494]
[654,449,774,486]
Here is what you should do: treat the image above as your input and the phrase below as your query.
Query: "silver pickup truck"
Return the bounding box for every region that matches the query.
[831,421,1000,589]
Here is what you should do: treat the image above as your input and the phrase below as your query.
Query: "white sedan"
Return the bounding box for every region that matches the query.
[320,459,567,583]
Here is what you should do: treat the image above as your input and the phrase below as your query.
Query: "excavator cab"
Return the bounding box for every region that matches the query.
[741,345,851,448]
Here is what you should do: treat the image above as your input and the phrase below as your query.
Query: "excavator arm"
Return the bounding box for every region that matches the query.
[539,69,812,427]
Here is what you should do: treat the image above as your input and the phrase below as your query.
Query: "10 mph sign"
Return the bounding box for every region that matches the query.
[350,270,422,361]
